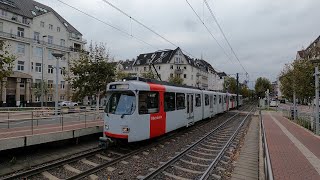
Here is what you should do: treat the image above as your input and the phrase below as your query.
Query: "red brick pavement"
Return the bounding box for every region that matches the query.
[0,120,103,139]
[263,113,320,180]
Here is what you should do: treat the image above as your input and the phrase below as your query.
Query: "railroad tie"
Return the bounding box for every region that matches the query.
[173,165,203,174]
[179,159,207,167]
[41,171,60,180]
[95,154,113,161]
[163,171,192,180]
[186,154,212,161]
[81,158,99,167]
[63,164,98,180]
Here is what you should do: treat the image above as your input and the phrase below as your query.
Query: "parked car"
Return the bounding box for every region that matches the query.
[270,100,278,107]
[58,101,78,107]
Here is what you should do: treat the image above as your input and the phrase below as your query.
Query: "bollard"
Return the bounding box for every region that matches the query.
[7,119,9,129]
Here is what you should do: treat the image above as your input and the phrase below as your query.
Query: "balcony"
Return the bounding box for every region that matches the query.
[196,72,201,77]
[202,76,208,80]
[68,34,87,44]
[174,69,183,74]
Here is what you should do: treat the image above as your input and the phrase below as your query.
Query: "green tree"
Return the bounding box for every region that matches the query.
[223,77,237,93]
[115,71,130,81]
[168,76,183,85]
[32,80,50,106]
[255,77,272,98]
[0,40,15,80]
[240,84,250,97]
[69,42,115,108]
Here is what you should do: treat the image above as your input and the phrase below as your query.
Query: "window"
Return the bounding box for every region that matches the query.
[17,27,24,37]
[60,81,65,89]
[22,17,28,24]
[47,95,53,102]
[49,24,53,30]
[1,10,7,16]
[17,43,25,54]
[139,91,159,114]
[205,94,209,106]
[35,96,40,102]
[35,63,41,72]
[48,65,53,74]
[20,80,25,88]
[164,92,175,112]
[40,21,44,27]
[34,32,40,41]
[48,50,54,60]
[143,67,146,71]
[158,66,161,70]
[184,66,186,69]
[176,93,185,109]
[0,22,3,32]
[60,67,65,75]
[106,91,136,115]
[60,95,65,100]
[214,95,217,105]
[209,95,213,108]
[184,74,187,78]
[170,73,173,78]
[170,65,173,69]
[34,47,42,57]
[195,94,201,107]
[57,27,60,32]
[48,80,53,88]
[48,35,53,44]
[191,75,193,80]
[17,61,24,71]
[31,62,33,71]
[219,95,222,104]
[60,39,65,46]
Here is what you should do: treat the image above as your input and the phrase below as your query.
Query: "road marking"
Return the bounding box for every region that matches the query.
[41,171,61,180]
[269,112,320,175]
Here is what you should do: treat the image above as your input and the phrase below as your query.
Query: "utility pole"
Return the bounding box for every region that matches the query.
[315,66,319,134]
[52,53,64,118]
[267,89,270,110]
[41,35,47,107]
[236,73,239,110]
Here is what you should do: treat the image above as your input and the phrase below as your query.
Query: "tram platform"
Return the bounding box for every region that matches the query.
[263,111,320,180]
[0,120,103,151]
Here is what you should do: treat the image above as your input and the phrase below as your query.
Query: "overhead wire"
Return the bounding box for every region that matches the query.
[204,0,248,75]
[185,0,234,64]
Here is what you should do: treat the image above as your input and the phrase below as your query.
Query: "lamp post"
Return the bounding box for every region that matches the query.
[41,35,47,107]
[310,58,320,135]
[52,53,64,117]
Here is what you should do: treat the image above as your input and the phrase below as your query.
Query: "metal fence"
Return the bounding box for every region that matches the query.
[0,107,104,136]
[279,107,318,134]
[260,110,274,180]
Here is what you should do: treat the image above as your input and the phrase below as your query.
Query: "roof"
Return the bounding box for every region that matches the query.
[134,47,179,66]
[217,72,227,77]
[120,60,134,70]
[0,0,81,35]
[306,35,320,50]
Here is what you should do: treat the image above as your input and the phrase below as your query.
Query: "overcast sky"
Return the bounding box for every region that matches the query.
[37,0,320,86]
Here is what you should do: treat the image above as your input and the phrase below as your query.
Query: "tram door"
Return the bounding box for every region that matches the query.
[209,95,214,115]
[187,94,194,125]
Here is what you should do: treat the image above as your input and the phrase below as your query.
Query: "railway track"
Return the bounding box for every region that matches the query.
[143,108,254,180]
[1,104,254,180]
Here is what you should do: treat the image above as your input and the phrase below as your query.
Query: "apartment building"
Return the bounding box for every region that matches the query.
[0,0,86,107]
[117,47,225,91]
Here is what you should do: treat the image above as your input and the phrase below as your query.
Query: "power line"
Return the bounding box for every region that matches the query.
[185,0,234,64]
[204,0,248,75]
[101,0,196,58]
[56,0,158,50]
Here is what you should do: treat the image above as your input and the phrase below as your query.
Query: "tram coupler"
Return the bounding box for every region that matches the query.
[99,136,113,149]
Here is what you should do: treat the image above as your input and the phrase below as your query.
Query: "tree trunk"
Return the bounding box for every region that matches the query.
[96,92,100,111]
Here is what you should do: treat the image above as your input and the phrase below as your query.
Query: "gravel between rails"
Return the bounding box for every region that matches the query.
[92,111,244,179]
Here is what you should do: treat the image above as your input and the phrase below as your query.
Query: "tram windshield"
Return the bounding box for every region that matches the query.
[106,91,136,115]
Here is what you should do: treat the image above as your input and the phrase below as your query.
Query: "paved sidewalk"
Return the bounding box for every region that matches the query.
[263,111,320,180]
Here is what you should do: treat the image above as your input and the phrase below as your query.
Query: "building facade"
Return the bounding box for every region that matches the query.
[0,0,86,107]
[116,47,226,91]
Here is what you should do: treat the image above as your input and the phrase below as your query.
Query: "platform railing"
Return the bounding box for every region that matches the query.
[259,110,274,180]
[0,107,104,136]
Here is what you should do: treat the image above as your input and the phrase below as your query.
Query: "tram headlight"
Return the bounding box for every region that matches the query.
[105,124,109,130]
[122,127,130,133]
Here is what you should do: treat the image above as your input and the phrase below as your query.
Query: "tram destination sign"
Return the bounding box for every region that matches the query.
[109,84,129,90]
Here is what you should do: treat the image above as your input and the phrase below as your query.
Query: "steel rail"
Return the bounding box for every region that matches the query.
[200,108,254,180]
[142,112,241,180]
[2,148,103,180]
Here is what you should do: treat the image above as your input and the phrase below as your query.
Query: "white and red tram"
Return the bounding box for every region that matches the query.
[100,78,242,145]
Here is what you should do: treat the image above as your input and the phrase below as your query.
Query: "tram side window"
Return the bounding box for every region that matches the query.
[205,94,209,106]
[219,95,222,104]
[165,92,175,112]
[139,91,159,114]
[176,93,185,109]
[196,94,201,107]
[214,95,217,105]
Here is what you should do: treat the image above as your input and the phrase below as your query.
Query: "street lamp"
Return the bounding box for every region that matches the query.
[41,35,47,107]
[52,53,64,117]
[310,58,320,135]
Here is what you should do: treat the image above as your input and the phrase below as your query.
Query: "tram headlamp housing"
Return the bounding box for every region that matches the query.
[104,124,109,130]
[122,127,130,133]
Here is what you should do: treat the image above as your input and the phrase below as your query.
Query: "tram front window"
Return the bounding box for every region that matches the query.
[107,91,136,115]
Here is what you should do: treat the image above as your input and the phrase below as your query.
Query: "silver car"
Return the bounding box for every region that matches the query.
[58,101,78,107]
